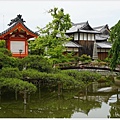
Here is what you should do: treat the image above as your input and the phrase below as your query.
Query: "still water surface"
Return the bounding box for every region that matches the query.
[0,84,120,118]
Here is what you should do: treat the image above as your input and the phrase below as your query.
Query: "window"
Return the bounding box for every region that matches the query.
[10,41,25,53]
[92,34,95,41]
[80,33,84,40]
[88,34,91,40]
[84,33,87,40]
[74,33,78,41]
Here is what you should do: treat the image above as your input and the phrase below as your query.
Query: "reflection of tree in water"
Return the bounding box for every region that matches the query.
[0,90,101,118]
[1,85,120,118]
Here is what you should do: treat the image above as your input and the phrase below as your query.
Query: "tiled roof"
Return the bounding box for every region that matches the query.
[95,34,109,41]
[63,41,82,48]
[96,42,112,48]
[0,19,38,37]
[93,25,105,31]
[66,21,100,34]
[93,24,109,32]
[94,24,110,42]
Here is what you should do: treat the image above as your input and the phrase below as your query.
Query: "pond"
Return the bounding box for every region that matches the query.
[0,83,120,118]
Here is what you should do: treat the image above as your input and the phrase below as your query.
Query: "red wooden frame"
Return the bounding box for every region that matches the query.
[0,22,38,58]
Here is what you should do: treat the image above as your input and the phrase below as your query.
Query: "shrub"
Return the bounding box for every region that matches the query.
[0,52,19,68]
[19,55,54,73]
[0,77,37,93]
[0,40,6,48]
[0,48,12,56]
[0,67,21,79]
[79,54,92,63]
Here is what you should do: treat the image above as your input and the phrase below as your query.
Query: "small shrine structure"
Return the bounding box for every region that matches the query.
[0,14,38,58]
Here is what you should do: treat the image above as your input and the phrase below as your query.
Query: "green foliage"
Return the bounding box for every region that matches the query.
[48,7,72,34]
[0,40,6,48]
[21,69,47,80]
[21,69,76,87]
[19,55,54,73]
[97,75,114,85]
[103,57,110,63]
[109,20,120,70]
[0,67,21,78]
[61,70,101,87]
[29,7,72,63]
[0,48,12,56]
[0,52,19,68]
[79,54,92,63]
[0,77,37,93]
[0,47,19,69]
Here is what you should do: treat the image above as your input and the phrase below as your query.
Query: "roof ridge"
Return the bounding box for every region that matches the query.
[0,19,38,37]
[73,21,87,26]
[93,25,107,29]
[8,14,25,26]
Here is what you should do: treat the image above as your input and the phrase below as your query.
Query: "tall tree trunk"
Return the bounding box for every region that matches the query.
[24,104,27,115]
[0,88,1,102]
[28,92,30,103]
[24,89,27,105]
[15,90,17,100]
[58,82,62,96]
[38,80,41,99]
[85,86,88,100]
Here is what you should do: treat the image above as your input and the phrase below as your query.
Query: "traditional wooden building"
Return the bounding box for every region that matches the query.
[0,14,38,58]
[66,21,100,58]
[94,24,111,60]
[65,22,111,60]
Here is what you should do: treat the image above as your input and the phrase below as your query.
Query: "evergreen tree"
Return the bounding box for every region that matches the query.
[109,20,120,70]
[29,7,72,63]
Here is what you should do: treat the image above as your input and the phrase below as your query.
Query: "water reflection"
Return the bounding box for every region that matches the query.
[108,92,120,118]
[0,85,120,118]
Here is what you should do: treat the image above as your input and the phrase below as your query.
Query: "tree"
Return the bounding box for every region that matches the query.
[29,7,72,63]
[0,40,6,48]
[109,20,120,70]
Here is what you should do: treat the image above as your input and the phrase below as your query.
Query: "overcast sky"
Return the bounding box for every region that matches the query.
[0,1,120,32]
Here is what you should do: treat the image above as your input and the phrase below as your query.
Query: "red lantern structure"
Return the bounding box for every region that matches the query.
[0,14,38,58]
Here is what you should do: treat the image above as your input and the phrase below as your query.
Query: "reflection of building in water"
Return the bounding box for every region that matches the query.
[74,85,120,104]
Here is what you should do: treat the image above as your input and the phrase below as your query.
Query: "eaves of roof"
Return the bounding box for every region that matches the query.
[63,41,82,48]
[66,21,100,34]
[96,42,112,49]
[0,20,38,38]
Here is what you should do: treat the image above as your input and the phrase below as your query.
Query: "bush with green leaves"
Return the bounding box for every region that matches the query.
[0,52,19,68]
[0,67,21,79]
[79,54,92,63]
[61,70,101,87]
[0,40,6,48]
[0,77,37,93]
[0,48,12,56]
[19,55,54,73]
[21,69,77,86]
